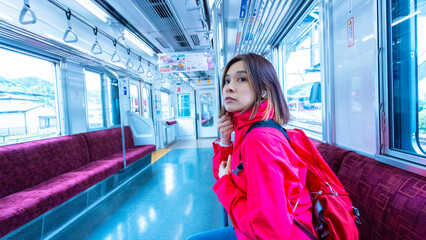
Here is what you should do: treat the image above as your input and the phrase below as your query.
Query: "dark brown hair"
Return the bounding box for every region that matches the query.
[219,53,290,125]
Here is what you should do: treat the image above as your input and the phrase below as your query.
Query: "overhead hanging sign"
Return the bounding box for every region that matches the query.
[158,52,214,73]
[347,17,354,47]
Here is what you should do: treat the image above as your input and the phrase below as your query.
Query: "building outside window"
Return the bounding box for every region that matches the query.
[280,3,322,135]
[0,48,58,145]
[85,70,104,128]
[177,93,191,117]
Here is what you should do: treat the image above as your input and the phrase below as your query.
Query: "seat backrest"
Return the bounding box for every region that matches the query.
[309,139,351,175]
[82,127,134,161]
[337,152,426,240]
[0,134,90,198]
[128,112,155,146]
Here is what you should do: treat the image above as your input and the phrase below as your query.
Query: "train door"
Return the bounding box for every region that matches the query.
[176,90,197,140]
[195,89,217,138]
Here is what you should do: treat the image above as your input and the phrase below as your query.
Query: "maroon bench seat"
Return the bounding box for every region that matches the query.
[0,126,155,238]
[310,139,425,240]
[82,126,155,166]
[310,140,352,175]
[0,134,97,237]
[338,152,425,240]
[101,145,156,166]
[0,161,121,237]
[166,120,177,125]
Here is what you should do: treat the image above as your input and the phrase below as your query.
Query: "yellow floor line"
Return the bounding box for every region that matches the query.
[151,149,172,164]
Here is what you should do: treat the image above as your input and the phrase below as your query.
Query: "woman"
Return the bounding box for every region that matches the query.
[188,53,315,240]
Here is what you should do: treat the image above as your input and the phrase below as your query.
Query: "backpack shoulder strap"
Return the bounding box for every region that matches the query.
[244,119,319,240]
[244,119,290,143]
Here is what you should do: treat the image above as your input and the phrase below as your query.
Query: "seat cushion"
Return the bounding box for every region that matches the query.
[0,159,121,238]
[338,152,426,240]
[100,145,156,166]
[0,135,90,198]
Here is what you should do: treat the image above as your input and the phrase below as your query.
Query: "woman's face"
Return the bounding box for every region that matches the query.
[222,61,255,113]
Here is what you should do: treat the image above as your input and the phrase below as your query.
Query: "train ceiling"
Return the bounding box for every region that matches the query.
[93,0,214,80]
[0,0,215,83]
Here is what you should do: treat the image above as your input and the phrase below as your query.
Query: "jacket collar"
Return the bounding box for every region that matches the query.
[230,100,274,130]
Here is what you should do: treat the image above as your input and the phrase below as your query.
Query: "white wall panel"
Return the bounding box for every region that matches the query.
[65,61,87,134]
[177,118,196,140]
[332,0,377,154]
[119,77,130,125]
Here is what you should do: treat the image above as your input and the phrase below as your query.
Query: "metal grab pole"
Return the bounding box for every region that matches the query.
[222,207,229,227]
[106,68,126,169]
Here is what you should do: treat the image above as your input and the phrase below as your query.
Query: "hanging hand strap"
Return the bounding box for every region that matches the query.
[19,0,37,25]
[111,39,121,62]
[63,9,78,43]
[137,56,145,73]
[91,27,103,54]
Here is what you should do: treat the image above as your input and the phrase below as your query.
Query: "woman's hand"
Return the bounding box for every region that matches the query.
[218,113,233,146]
[219,155,232,178]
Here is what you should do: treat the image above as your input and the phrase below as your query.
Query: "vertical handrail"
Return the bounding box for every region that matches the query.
[106,67,127,169]
[222,207,229,227]
[213,0,229,228]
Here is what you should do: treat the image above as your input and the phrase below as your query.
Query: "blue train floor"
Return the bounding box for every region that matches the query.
[52,147,223,240]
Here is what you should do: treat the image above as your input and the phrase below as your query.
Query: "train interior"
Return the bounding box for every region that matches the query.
[0,0,425,239]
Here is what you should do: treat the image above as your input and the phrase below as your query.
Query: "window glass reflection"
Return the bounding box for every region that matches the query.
[281,3,322,134]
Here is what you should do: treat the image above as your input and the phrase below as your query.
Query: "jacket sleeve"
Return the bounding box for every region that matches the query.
[212,138,233,180]
[213,132,304,239]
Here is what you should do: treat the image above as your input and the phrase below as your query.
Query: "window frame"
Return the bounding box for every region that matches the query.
[104,73,122,128]
[278,0,325,140]
[160,90,171,119]
[83,68,106,130]
[378,0,426,173]
[141,82,152,118]
[0,45,62,144]
[130,80,140,114]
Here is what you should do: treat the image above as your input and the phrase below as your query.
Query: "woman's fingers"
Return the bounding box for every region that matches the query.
[221,125,234,134]
[220,161,227,168]
[225,155,232,172]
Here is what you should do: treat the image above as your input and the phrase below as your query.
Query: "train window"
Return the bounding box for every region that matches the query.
[0,48,58,145]
[84,70,104,129]
[177,93,191,117]
[388,0,426,161]
[141,85,151,118]
[280,3,322,135]
[107,76,121,126]
[130,83,140,113]
[160,91,170,119]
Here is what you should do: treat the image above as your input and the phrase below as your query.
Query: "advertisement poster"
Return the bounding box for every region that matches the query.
[159,54,185,72]
[159,52,214,73]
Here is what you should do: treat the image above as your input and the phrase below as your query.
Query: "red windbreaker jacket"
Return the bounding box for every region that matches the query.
[212,101,315,239]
